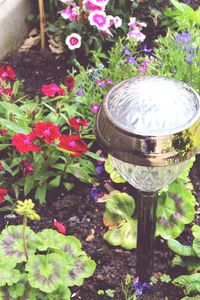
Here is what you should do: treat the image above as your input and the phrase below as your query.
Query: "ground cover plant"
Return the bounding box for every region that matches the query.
[1,0,200,299]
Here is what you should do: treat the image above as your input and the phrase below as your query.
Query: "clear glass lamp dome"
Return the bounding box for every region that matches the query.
[95,76,200,192]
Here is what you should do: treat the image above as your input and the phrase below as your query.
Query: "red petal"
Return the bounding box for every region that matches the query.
[53,219,66,235]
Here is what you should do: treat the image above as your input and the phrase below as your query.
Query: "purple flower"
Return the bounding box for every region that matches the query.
[123,48,132,56]
[91,103,100,114]
[96,165,104,174]
[90,187,101,202]
[76,88,84,96]
[142,45,153,53]
[126,57,137,65]
[185,56,193,63]
[175,31,192,44]
[133,277,151,297]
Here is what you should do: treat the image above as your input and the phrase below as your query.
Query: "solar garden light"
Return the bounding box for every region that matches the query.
[95,76,200,282]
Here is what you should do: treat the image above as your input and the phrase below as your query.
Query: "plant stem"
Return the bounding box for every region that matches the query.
[78,0,83,9]
[23,216,29,261]
[38,0,46,49]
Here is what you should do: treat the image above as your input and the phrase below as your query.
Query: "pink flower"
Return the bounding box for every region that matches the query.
[128,17,146,30]
[83,0,108,11]
[0,162,3,170]
[53,219,66,235]
[65,33,81,50]
[113,16,122,28]
[0,87,13,95]
[88,10,109,31]
[0,188,8,204]
[91,103,100,114]
[127,28,146,42]
[138,60,149,73]
[0,65,16,81]
[0,128,8,135]
[60,5,80,21]
[68,117,89,130]
[41,83,65,97]
[12,133,40,153]
[22,160,34,176]
[96,79,112,87]
[59,134,88,157]
[34,121,60,144]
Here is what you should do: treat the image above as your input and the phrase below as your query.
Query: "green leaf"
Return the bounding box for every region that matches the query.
[0,102,25,118]
[104,155,126,183]
[156,180,196,239]
[49,176,61,188]
[103,219,137,250]
[177,158,194,181]
[0,144,10,151]
[36,229,67,251]
[26,253,67,293]
[167,239,195,256]
[173,273,200,294]
[24,175,35,195]
[48,285,71,300]
[0,118,31,134]
[181,296,200,300]
[103,191,135,228]
[8,282,25,298]
[0,225,37,263]
[0,256,21,287]
[67,160,96,183]
[65,256,96,287]
[35,182,47,204]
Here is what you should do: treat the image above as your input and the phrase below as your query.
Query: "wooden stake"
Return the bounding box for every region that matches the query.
[38,0,45,49]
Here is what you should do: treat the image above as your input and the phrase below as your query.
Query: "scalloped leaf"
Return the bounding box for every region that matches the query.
[103,192,135,229]
[181,296,200,300]
[26,253,67,293]
[0,257,21,287]
[36,229,67,251]
[66,256,96,287]
[192,237,200,258]
[61,236,83,257]
[8,282,25,298]
[173,273,200,294]
[104,155,126,183]
[192,225,200,238]
[177,158,194,182]
[103,219,137,250]
[0,225,37,263]
[156,180,196,240]
[167,239,195,256]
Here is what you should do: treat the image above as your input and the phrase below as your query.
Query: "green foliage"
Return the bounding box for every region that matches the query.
[104,155,126,183]
[156,167,196,240]
[103,191,137,250]
[147,28,200,94]
[168,224,200,296]
[163,0,200,30]
[121,275,137,300]
[0,225,96,298]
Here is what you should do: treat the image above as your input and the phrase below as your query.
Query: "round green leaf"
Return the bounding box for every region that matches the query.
[36,229,66,251]
[26,253,67,293]
[0,225,37,263]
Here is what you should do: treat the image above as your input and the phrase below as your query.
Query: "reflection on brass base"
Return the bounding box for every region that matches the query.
[136,191,158,282]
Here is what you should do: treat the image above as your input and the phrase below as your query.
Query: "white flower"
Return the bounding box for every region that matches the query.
[65,33,81,50]
[113,16,122,28]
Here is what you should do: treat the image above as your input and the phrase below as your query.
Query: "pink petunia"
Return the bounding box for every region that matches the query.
[65,33,81,50]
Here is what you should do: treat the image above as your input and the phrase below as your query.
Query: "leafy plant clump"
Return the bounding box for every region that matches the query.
[0,199,96,299]
[168,224,200,297]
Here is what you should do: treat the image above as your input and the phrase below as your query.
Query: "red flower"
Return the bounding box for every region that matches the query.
[0,162,3,170]
[64,76,75,90]
[0,128,7,135]
[0,87,13,95]
[34,121,60,144]
[68,118,89,130]
[41,83,65,97]
[53,219,66,235]
[12,132,40,153]
[0,188,8,203]
[59,134,88,157]
[0,65,16,81]
[22,159,34,176]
